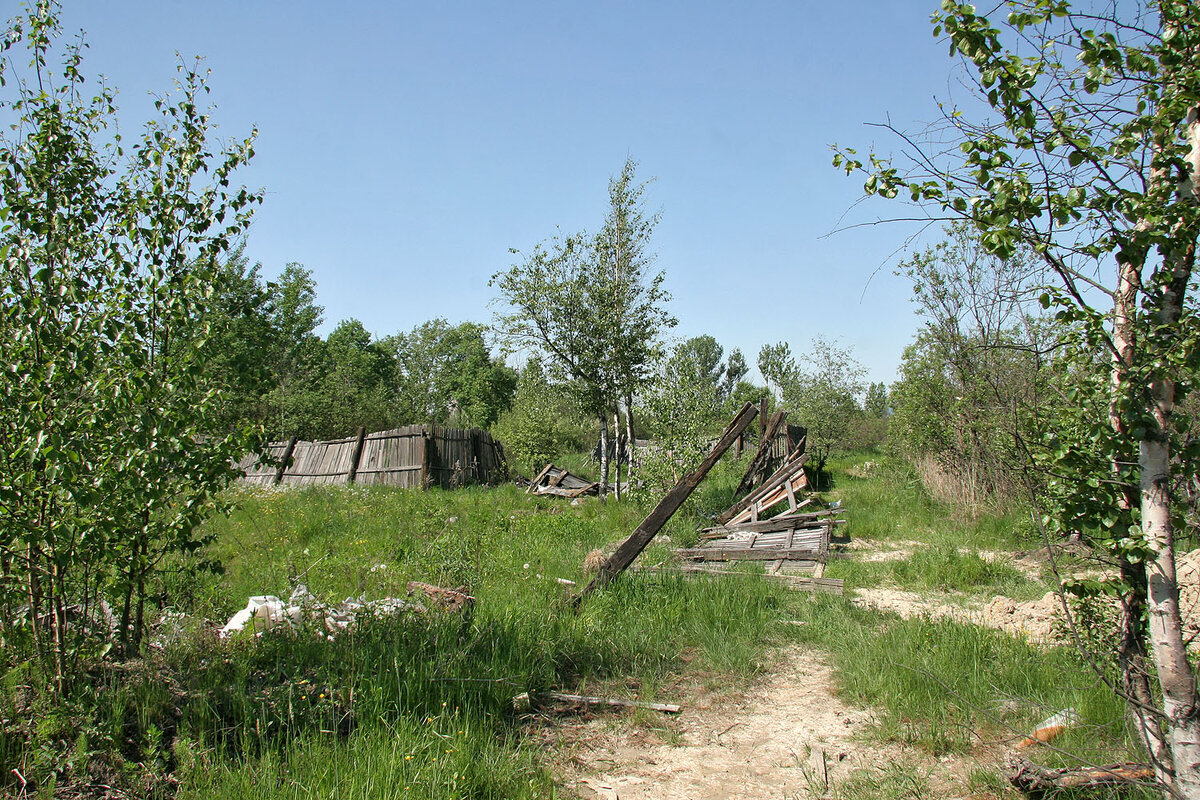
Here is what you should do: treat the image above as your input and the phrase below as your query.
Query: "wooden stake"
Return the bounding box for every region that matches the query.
[735,410,787,496]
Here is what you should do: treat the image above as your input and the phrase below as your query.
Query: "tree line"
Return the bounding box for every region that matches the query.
[205,249,518,441]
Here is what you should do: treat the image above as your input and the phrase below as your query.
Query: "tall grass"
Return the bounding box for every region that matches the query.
[16,466,791,799]
[3,450,1151,798]
[787,595,1141,768]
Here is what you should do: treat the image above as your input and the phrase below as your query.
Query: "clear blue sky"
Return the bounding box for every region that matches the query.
[57,1,977,386]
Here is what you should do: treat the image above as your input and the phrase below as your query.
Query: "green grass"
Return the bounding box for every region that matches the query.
[2,449,1154,798]
[72,467,794,800]
[785,595,1141,767]
[823,453,1038,551]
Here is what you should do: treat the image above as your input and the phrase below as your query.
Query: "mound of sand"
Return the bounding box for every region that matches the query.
[984,593,1063,643]
[983,548,1200,648]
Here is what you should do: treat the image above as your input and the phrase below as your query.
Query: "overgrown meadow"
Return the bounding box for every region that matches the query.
[2,455,1154,799]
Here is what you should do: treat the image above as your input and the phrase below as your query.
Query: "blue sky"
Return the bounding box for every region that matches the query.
[56,1,979,385]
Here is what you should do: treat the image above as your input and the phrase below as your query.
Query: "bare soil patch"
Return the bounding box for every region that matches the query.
[545,648,980,800]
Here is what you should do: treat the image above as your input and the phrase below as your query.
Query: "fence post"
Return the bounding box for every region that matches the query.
[421,431,433,489]
[274,436,299,485]
[347,427,367,484]
[470,431,484,482]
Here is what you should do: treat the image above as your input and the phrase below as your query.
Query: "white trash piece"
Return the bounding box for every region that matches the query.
[219,583,421,639]
[220,595,291,637]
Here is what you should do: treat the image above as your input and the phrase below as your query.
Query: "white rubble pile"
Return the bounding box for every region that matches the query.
[219,584,422,638]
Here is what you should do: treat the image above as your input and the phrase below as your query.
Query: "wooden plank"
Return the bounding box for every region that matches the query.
[810,748,828,793]
[735,410,787,496]
[702,529,827,546]
[699,510,838,538]
[675,547,826,562]
[421,432,433,489]
[718,454,808,524]
[514,691,681,714]
[353,465,424,474]
[726,469,810,526]
[528,464,554,492]
[575,402,759,603]
[720,458,809,525]
[699,538,827,555]
[534,485,581,498]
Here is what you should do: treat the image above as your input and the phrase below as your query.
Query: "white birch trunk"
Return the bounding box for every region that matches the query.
[613,407,622,501]
[597,413,610,502]
[624,394,636,478]
[1143,105,1200,799]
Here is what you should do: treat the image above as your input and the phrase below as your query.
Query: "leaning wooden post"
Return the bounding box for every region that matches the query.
[273,436,299,485]
[420,431,434,489]
[347,427,368,484]
[574,402,759,604]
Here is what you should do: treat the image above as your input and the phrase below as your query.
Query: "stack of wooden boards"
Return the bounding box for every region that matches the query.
[669,414,846,592]
[526,464,600,498]
[569,403,847,601]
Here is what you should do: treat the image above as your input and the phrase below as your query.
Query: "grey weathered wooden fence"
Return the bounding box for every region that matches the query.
[239,425,507,489]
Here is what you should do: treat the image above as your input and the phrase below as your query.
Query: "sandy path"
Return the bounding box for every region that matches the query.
[555,648,960,800]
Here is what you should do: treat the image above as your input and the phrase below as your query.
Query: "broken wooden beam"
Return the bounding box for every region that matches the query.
[735,409,787,496]
[717,454,808,524]
[574,402,759,602]
[527,463,555,493]
[512,691,681,714]
[1006,755,1154,793]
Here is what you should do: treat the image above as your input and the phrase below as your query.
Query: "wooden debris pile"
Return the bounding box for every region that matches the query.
[669,419,845,589]
[572,403,847,601]
[526,463,600,498]
[734,407,805,496]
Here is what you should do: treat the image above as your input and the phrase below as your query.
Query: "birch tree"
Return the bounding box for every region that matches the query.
[491,232,617,490]
[835,1,1200,793]
[593,158,675,493]
[492,160,673,498]
[0,3,260,680]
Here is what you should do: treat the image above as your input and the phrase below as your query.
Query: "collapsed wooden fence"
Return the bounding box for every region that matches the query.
[239,425,507,489]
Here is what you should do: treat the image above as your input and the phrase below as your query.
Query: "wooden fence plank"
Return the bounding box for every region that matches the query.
[240,424,507,489]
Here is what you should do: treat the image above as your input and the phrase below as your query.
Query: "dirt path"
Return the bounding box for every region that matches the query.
[553,648,975,800]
